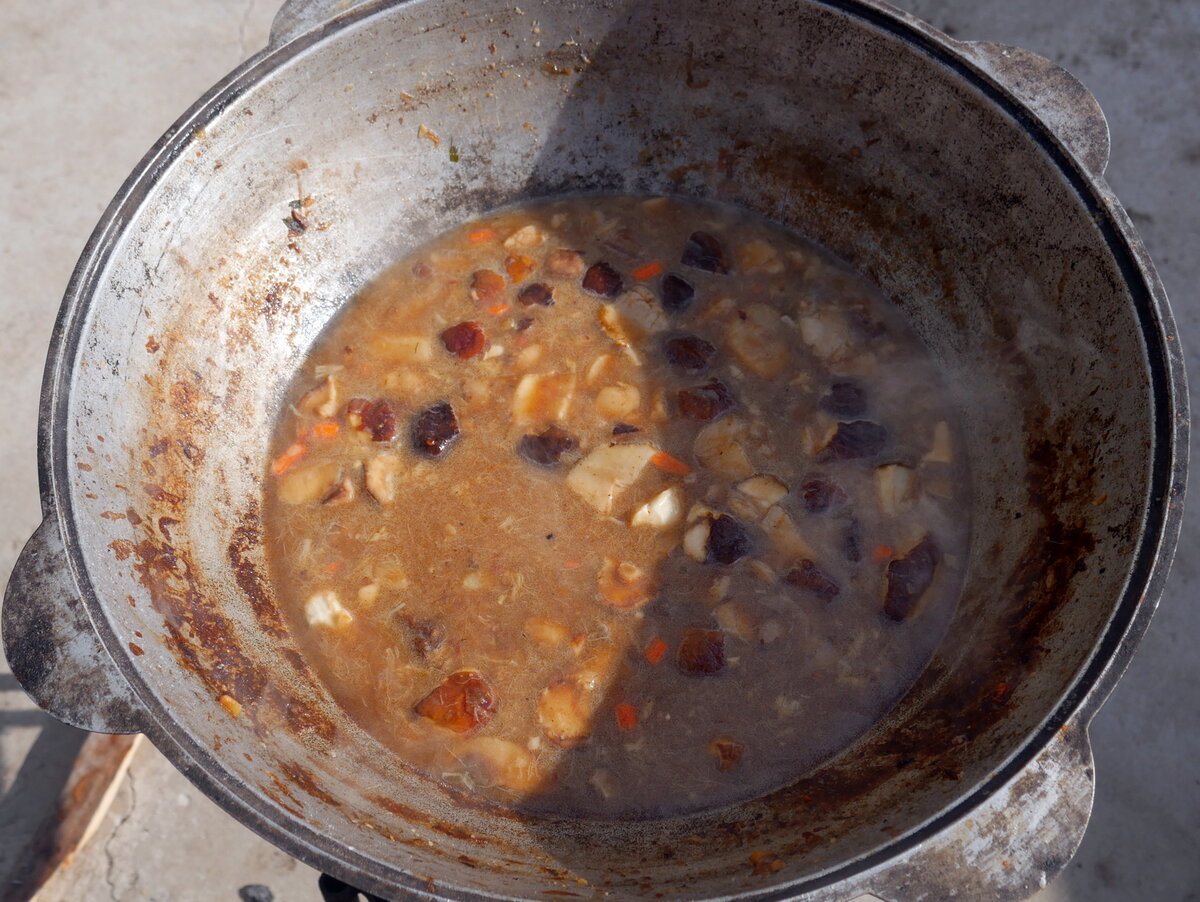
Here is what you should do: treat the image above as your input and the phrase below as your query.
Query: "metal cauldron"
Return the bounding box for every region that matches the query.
[2,0,1187,899]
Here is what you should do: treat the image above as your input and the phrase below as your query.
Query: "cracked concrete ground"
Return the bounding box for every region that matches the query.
[2,1,1198,900]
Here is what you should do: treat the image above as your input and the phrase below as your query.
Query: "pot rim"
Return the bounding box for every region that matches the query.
[36,0,1188,897]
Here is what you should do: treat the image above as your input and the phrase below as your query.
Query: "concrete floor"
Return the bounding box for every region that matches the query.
[1,1,1197,900]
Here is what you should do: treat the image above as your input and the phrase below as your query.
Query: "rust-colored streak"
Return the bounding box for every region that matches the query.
[142,483,182,506]
[128,642,144,656]
[227,504,288,639]
[279,760,341,808]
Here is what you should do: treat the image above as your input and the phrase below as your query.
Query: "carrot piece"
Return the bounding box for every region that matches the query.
[487,303,511,315]
[312,421,340,439]
[468,227,496,244]
[325,560,343,573]
[564,560,581,569]
[615,703,638,731]
[650,450,692,475]
[870,545,894,563]
[271,442,306,475]
[644,637,668,665]
[631,260,664,281]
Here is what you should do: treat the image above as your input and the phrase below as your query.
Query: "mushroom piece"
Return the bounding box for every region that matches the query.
[883,535,940,621]
[546,248,585,276]
[596,558,656,610]
[414,670,498,733]
[410,401,460,458]
[730,475,789,519]
[677,628,726,674]
[299,375,339,418]
[517,425,579,467]
[279,462,341,505]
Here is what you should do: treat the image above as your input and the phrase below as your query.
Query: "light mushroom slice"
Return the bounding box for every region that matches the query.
[513,372,576,424]
[596,558,656,610]
[876,464,919,516]
[305,590,353,628]
[299,375,339,418]
[761,505,817,559]
[455,737,540,793]
[322,476,357,506]
[566,442,657,514]
[923,420,955,464]
[630,487,683,529]
[694,417,755,479]
[279,462,341,505]
[365,453,403,504]
[369,333,434,364]
[726,303,790,377]
[729,475,790,520]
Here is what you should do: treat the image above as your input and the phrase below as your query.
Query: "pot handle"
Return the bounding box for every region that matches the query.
[957,41,1111,177]
[3,518,146,734]
[852,721,1094,902]
[268,0,376,49]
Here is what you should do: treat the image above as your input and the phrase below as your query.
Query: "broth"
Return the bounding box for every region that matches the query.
[263,195,969,818]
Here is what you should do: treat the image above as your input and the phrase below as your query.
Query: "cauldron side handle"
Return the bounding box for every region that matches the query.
[843,722,1094,902]
[266,0,378,50]
[955,39,1112,178]
[2,518,146,735]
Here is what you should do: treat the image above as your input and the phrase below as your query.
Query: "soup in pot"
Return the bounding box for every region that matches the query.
[263,195,968,818]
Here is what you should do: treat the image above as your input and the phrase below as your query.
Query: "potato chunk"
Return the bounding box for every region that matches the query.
[694,418,754,479]
[456,737,540,792]
[305,590,353,629]
[876,464,919,516]
[279,462,341,505]
[726,303,790,377]
[630,487,683,529]
[595,383,641,420]
[566,443,657,514]
[513,372,576,424]
[365,453,403,504]
[538,682,591,747]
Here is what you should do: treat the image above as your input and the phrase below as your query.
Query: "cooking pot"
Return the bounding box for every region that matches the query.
[2,0,1187,899]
